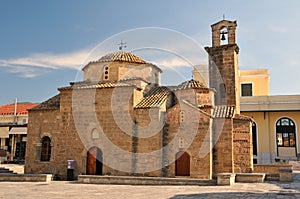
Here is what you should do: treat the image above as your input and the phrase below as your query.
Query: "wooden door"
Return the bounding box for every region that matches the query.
[175,151,190,176]
[86,147,97,175]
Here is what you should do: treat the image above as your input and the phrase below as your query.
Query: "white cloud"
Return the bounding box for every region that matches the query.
[152,57,204,69]
[0,40,208,78]
[0,49,92,78]
[5,66,45,78]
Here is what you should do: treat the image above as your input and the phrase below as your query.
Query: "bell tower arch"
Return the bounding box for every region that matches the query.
[205,20,240,113]
[212,20,237,46]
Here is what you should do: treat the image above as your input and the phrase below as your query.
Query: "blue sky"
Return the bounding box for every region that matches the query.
[1,0,300,104]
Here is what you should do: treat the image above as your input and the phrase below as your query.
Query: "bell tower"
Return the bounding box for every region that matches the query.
[205,20,240,113]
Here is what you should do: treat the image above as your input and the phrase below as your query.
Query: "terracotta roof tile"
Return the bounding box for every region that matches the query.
[30,94,60,111]
[233,114,253,121]
[97,51,147,64]
[135,87,170,109]
[82,51,162,72]
[0,103,39,115]
[176,79,209,91]
[212,106,235,118]
[59,81,134,90]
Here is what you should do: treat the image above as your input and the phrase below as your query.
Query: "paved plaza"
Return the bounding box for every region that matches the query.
[0,170,300,198]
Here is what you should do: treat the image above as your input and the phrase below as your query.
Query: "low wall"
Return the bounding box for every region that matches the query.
[235,173,265,183]
[78,175,216,186]
[0,174,52,182]
[254,164,292,174]
[216,173,235,186]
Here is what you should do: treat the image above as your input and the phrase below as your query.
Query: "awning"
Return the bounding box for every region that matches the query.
[9,127,27,135]
[0,127,9,138]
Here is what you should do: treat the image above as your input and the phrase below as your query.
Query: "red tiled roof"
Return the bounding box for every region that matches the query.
[0,103,39,115]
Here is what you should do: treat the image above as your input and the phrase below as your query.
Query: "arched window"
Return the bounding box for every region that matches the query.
[276,117,296,158]
[220,27,228,45]
[276,118,296,147]
[40,136,51,161]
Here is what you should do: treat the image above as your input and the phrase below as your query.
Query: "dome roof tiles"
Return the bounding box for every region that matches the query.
[97,51,147,64]
[176,79,208,90]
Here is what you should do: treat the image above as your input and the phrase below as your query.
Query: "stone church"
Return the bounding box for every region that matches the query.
[25,20,253,180]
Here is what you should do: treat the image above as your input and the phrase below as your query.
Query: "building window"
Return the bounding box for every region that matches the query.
[241,83,253,96]
[276,118,296,147]
[103,65,109,80]
[40,136,51,161]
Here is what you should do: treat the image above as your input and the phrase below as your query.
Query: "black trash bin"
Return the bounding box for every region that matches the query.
[67,160,75,181]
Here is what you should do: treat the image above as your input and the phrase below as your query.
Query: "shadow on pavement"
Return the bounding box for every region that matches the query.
[169,192,298,199]
[169,172,300,199]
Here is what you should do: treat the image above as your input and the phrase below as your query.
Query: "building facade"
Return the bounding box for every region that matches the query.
[25,20,253,180]
[239,69,300,164]
[0,102,38,163]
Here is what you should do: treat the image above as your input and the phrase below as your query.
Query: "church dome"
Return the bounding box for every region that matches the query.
[176,79,208,90]
[97,51,147,64]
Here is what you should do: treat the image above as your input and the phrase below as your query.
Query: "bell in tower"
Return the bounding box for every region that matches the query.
[205,19,241,113]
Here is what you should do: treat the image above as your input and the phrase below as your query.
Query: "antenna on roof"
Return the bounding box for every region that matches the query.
[118,41,127,51]
[223,14,225,20]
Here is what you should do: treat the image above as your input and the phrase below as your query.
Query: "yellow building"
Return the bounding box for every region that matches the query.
[194,67,300,164]
[240,69,300,164]
[239,69,270,96]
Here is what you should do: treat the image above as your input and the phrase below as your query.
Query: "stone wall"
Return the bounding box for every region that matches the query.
[26,86,140,180]
[254,164,292,174]
[83,61,161,85]
[133,107,164,177]
[73,87,137,176]
[206,45,240,113]
[213,118,233,175]
[233,119,253,173]
[25,108,73,180]
[167,103,212,179]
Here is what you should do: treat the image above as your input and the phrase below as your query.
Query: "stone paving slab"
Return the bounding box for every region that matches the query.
[0,165,299,199]
[0,176,299,199]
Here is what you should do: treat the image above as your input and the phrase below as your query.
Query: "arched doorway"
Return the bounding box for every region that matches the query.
[175,151,190,176]
[276,118,297,157]
[86,147,103,175]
